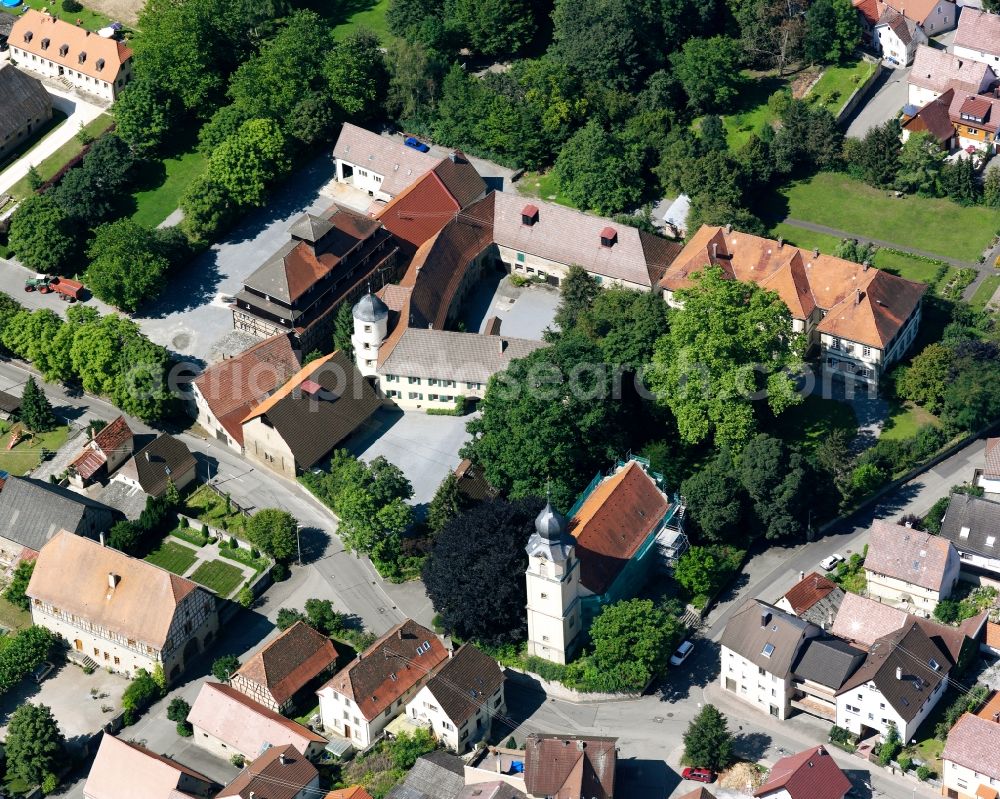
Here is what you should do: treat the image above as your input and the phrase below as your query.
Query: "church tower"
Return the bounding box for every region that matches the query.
[525,500,581,665]
[351,293,389,378]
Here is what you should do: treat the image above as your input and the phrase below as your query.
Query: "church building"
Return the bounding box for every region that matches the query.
[525,459,688,665]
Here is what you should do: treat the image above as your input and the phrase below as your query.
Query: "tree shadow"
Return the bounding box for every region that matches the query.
[297,526,331,565]
[658,638,720,703]
[500,674,548,738]
[732,730,772,761]
[116,159,168,219]
[617,759,670,799]
[301,0,381,25]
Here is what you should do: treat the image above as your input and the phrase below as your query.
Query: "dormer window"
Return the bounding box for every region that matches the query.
[521,204,539,226]
[40,37,49,49]
[96,57,105,70]
[600,226,618,248]
[59,43,69,57]
[23,31,33,43]
[78,51,86,64]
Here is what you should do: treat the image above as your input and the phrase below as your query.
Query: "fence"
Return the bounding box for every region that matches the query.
[836,57,886,126]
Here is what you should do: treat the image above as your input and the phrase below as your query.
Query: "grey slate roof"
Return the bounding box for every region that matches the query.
[792,636,866,689]
[0,63,51,145]
[0,390,20,414]
[0,476,115,552]
[353,293,389,322]
[333,123,440,197]
[721,599,820,679]
[121,434,196,496]
[456,782,527,799]
[379,328,544,384]
[386,751,466,799]
[0,12,16,39]
[938,492,1000,559]
[289,213,334,244]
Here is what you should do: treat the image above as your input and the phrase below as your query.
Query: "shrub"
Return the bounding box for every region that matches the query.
[924,497,951,534]
[271,562,288,582]
[878,723,902,766]
[916,765,932,781]
[230,754,245,768]
[0,627,55,695]
[178,516,188,528]
[62,0,82,12]
[122,669,163,726]
[176,721,193,737]
[829,725,852,744]
[166,697,190,723]
[898,755,912,771]
[41,772,59,794]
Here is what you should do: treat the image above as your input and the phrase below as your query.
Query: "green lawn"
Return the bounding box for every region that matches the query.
[764,172,997,262]
[332,0,390,40]
[130,147,207,228]
[20,0,113,31]
[768,394,858,455]
[0,423,70,476]
[517,170,578,209]
[881,400,940,441]
[217,545,268,574]
[970,273,1000,311]
[806,59,876,115]
[0,598,31,632]
[144,540,198,575]
[7,114,114,200]
[189,560,245,597]
[182,484,248,536]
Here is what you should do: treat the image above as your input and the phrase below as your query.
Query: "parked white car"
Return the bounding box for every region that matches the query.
[820,554,845,571]
[670,640,695,666]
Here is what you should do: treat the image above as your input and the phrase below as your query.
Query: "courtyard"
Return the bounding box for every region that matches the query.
[460,270,560,341]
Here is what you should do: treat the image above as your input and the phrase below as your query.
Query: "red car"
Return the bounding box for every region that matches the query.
[681,767,716,783]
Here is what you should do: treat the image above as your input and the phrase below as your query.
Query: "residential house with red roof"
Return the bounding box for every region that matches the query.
[231,621,338,714]
[660,226,927,387]
[980,438,1000,493]
[942,707,1000,799]
[863,519,960,615]
[325,789,375,799]
[332,123,442,202]
[874,6,927,67]
[953,8,1000,69]
[525,459,688,665]
[191,333,301,453]
[852,0,955,60]
[523,734,617,799]
[232,205,400,355]
[949,89,1000,153]
[28,530,218,682]
[215,744,320,799]
[902,87,959,149]
[316,619,450,749]
[67,416,134,488]
[776,571,845,628]
[9,10,132,100]
[753,745,851,799]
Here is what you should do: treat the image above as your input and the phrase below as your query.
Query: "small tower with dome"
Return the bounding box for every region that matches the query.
[525,498,581,665]
[351,293,389,377]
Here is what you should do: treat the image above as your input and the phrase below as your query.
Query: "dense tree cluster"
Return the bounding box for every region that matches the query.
[4,702,65,790]
[0,302,176,422]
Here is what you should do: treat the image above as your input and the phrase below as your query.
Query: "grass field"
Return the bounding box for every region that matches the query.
[806,59,876,115]
[764,172,997,262]
[8,114,114,200]
[183,484,248,536]
[881,400,939,441]
[20,0,113,32]
[144,540,199,575]
[768,394,858,455]
[332,0,390,40]
[970,273,1000,310]
[0,424,70,476]
[517,169,578,209]
[0,598,31,632]
[130,147,207,227]
[770,223,957,296]
[189,560,245,597]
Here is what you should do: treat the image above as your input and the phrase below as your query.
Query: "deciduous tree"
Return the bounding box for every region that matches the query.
[113,77,180,154]
[445,0,537,57]
[588,599,682,691]
[208,118,289,207]
[4,703,65,787]
[85,220,173,312]
[3,560,34,611]
[554,121,640,214]
[671,37,745,113]
[211,655,240,682]
[738,434,811,540]
[680,452,744,542]
[245,508,297,561]
[553,265,600,332]
[325,30,388,118]
[895,342,951,413]
[427,472,464,534]
[7,195,79,272]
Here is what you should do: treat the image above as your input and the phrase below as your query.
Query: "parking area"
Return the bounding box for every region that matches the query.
[0,660,126,745]
[460,272,560,341]
[345,408,472,510]
[845,65,910,138]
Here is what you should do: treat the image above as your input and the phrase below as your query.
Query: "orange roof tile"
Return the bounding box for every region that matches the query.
[569,461,671,595]
[783,572,839,615]
[325,788,374,799]
[11,10,131,82]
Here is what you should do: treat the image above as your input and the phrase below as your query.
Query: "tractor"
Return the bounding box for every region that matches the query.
[24,274,52,293]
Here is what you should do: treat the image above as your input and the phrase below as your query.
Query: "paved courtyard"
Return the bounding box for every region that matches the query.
[461,272,560,341]
[345,408,472,513]
[0,660,126,747]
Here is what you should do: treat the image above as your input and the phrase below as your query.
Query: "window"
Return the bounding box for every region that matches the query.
[863,345,872,358]
[364,325,371,333]
[343,711,350,720]
[384,708,391,717]
[541,592,548,599]
[516,252,525,263]
[761,643,775,657]
[832,337,842,350]
[542,635,550,642]
[386,374,398,382]
[428,394,439,401]
[408,376,421,384]
[408,392,422,400]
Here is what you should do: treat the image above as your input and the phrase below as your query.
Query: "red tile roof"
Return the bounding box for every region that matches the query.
[864,519,956,591]
[568,461,672,595]
[942,713,1000,783]
[93,416,133,454]
[753,746,850,799]
[962,94,994,120]
[69,448,107,481]
[11,10,132,82]
[325,788,374,799]
[319,619,448,722]
[523,735,617,799]
[902,88,957,144]
[783,572,839,615]
[376,168,461,251]
[985,438,1000,479]
[234,621,338,708]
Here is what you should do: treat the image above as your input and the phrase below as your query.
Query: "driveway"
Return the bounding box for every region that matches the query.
[460,272,559,341]
[845,65,911,139]
[0,256,117,316]
[0,84,105,197]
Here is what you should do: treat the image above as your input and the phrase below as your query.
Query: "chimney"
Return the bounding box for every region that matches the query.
[761,611,771,628]
[993,712,999,723]
[896,666,903,680]
[144,451,150,462]
[99,531,106,547]
[279,753,287,765]
[799,570,805,581]
[357,651,363,660]
[250,793,255,799]
[862,260,870,271]
[397,629,403,639]
[108,572,120,589]
[813,248,820,258]
[777,238,784,249]
[855,289,862,305]
[725,223,732,234]
[711,242,718,260]
[449,152,459,163]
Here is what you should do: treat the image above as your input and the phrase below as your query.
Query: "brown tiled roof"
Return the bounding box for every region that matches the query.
[876,6,916,46]
[218,744,318,799]
[123,435,196,496]
[320,619,448,722]
[943,713,1000,782]
[661,226,926,348]
[332,124,440,197]
[377,169,461,251]
[454,459,500,503]
[949,89,1000,134]
[837,622,950,721]
[421,644,504,726]
[568,461,672,595]
[523,734,617,799]
[955,8,1000,57]
[678,790,717,799]
[242,350,381,470]
[753,746,850,799]
[10,10,132,82]
[987,621,1000,651]
[852,0,881,24]
[962,94,995,120]
[193,333,301,446]
[26,530,204,651]
[235,621,338,708]
[976,690,1000,721]
[903,87,957,143]
[432,153,487,208]
[83,734,215,799]
[985,438,1000,479]
[830,592,909,648]
[93,415,134,454]
[721,600,819,679]
[853,0,955,25]
[187,683,325,757]
[864,519,956,591]
[325,788,374,799]
[70,448,107,481]
[783,572,840,615]
[909,46,994,93]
